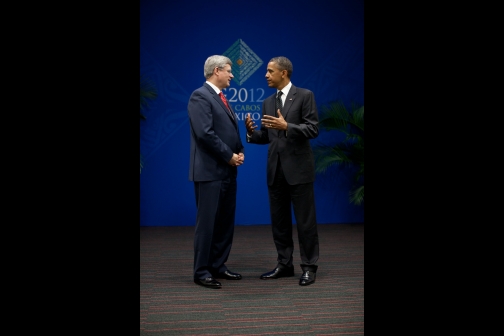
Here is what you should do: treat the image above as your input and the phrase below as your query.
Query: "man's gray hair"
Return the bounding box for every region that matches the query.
[204,55,232,79]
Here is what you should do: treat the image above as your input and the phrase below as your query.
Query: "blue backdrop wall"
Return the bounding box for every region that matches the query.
[140,0,364,226]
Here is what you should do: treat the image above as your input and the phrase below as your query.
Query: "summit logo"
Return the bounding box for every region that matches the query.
[223,39,263,86]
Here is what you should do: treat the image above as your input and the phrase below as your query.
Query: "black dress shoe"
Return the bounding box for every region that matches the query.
[260,265,295,279]
[194,277,222,288]
[299,271,316,286]
[215,270,242,280]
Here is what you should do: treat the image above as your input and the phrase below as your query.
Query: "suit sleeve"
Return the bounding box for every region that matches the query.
[188,91,233,163]
[286,90,319,139]
[246,100,270,145]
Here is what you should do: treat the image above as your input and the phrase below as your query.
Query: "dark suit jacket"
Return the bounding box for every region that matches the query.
[247,84,319,186]
[188,83,244,182]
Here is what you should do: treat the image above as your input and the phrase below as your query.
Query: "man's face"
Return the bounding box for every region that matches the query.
[217,65,233,89]
[265,62,284,89]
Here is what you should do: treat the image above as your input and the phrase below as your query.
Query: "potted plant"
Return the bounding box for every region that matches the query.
[313,101,364,205]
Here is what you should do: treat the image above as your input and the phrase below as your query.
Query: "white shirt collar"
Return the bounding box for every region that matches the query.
[278,82,292,105]
[278,81,292,97]
[206,81,221,94]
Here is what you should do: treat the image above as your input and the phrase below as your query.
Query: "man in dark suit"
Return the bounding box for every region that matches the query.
[188,55,245,289]
[245,56,320,286]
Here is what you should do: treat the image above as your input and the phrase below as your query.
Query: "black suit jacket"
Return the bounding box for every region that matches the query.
[247,84,319,186]
[188,83,244,182]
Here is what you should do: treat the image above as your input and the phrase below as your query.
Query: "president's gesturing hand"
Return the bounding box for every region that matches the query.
[262,110,288,130]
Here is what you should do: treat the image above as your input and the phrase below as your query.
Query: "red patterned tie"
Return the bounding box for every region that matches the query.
[219,92,234,119]
[219,92,230,108]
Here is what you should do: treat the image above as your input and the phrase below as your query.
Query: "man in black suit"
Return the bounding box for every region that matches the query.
[245,56,320,286]
[188,55,245,289]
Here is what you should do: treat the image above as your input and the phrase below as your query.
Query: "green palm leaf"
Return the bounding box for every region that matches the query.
[314,101,364,205]
[350,185,364,206]
[140,75,158,119]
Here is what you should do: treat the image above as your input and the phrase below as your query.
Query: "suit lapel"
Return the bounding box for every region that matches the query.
[269,97,276,117]
[225,103,237,126]
[206,85,237,125]
[281,85,296,120]
[228,105,238,128]
[213,93,230,115]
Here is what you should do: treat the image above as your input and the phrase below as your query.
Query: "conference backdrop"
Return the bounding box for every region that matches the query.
[140,0,364,226]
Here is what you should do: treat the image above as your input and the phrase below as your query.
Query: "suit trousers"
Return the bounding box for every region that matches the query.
[268,159,319,270]
[193,177,237,280]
